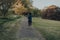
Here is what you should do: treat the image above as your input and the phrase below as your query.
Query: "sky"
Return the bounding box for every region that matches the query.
[32,0,60,9]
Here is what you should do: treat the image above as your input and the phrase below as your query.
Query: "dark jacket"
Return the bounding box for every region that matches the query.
[28,12,32,22]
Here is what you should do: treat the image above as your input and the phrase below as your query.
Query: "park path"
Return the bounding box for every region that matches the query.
[16,16,46,40]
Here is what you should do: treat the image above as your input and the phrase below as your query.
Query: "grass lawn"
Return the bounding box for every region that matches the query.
[32,17,60,40]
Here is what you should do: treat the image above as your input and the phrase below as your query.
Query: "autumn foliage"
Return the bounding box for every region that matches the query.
[0,0,32,16]
[12,0,32,15]
[12,0,27,15]
[41,5,60,20]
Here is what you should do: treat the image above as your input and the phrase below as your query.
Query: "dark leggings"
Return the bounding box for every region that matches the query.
[28,21,32,26]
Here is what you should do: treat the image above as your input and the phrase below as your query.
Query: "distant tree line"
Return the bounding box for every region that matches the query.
[30,8,41,17]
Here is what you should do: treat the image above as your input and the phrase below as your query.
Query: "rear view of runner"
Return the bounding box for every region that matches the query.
[28,12,32,26]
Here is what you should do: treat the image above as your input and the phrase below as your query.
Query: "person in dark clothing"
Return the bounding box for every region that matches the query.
[28,12,32,26]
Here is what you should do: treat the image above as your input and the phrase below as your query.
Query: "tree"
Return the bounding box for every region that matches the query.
[12,0,27,15]
[11,0,33,15]
[21,0,32,9]
[0,0,17,16]
[41,5,60,20]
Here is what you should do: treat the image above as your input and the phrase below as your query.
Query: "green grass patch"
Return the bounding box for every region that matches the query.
[0,15,21,40]
[32,17,60,40]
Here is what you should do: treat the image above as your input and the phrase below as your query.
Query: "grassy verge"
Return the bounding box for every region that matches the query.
[0,15,21,40]
[32,17,60,40]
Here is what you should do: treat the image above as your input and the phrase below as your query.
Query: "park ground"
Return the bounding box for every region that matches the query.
[0,16,60,40]
[32,17,60,40]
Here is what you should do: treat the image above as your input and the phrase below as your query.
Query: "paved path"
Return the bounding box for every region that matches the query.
[16,17,46,40]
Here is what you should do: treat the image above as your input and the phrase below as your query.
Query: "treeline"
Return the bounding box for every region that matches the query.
[0,0,60,20]
[31,5,60,21]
